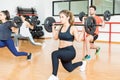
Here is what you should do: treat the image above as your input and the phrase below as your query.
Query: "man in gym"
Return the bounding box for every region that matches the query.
[82,5,105,60]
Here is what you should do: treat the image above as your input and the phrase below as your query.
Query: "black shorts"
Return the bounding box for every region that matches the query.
[91,34,98,43]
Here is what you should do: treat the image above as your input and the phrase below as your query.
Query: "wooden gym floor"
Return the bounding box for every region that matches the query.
[0,38,120,80]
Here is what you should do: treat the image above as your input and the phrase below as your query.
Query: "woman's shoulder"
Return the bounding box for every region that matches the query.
[70,25,77,30]
[70,25,78,34]
[4,20,13,25]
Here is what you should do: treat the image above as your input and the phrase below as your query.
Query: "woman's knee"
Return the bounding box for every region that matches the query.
[65,67,73,72]
[52,51,58,58]
[62,63,73,72]
[14,53,20,56]
[52,50,62,60]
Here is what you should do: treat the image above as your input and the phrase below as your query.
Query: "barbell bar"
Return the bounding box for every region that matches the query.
[79,10,111,21]
[43,16,103,35]
[43,10,111,35]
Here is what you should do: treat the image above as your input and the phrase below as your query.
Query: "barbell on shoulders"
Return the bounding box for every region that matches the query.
[79,10,111,21]
[43,16,103,35]
[43,10,111,35]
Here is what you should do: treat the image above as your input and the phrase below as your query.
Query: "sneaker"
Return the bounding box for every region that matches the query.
[95,47,100,55]
[48,75,59,80]
[15,47,19,51]
[80,61,87,71]
[27,53,32,61]
[82,54,91,60]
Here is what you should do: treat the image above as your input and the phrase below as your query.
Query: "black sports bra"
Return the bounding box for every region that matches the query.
[58,26,74,42]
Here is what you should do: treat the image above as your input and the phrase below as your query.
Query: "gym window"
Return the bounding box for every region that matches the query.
[52,0,120,16]
[114,0,120,15]
[52,1,69,16]
[92,0,120,15]
[92,0,114,15]
[52,0,88,16]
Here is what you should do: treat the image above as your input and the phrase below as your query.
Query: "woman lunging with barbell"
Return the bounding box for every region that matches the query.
[48,10,87,80]
[14,15,43,50]
[0,10,32,60]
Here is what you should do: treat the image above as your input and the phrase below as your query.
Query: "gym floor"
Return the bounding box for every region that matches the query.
[0,38,120,80]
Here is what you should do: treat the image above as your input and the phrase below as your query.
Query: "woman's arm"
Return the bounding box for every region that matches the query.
[72,26,85,42]
[11,27,19,34]
[52,24,60,40]
[25,21,34,29]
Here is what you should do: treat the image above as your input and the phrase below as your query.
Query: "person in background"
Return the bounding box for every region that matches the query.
[82,5,105,60]
[0,10,32,60]
[14,15,43,50]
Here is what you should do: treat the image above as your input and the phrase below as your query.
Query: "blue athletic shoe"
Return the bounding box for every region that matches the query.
[82,54,91,60]
[95,47,100,55]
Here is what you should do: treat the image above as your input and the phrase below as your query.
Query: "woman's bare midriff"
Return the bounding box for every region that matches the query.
[59,40,73,48]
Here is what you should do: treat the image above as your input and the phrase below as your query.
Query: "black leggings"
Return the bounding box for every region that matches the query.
[51,46,83,76]
[0,38,28,56]
[91,34,98,43]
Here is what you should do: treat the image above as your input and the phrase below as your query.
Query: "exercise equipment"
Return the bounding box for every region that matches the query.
[13,16,23,28]
[17,7,36,15]
[31,16,40,26]
[84,17,96,35]
[43,16,99,35]
[103,10,111,21]
[13,15,40,28]
[13,15,44,38]
[29,26,44,38]
[35,26,43,31]
[79,11,86,21]
[44,17,56,32]
[79,10,111,21]
[43,10,111,35]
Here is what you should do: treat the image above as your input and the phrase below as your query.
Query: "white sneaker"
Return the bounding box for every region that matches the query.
[48,75,59,80]
[80,61,87,71]
[15,47,19,51]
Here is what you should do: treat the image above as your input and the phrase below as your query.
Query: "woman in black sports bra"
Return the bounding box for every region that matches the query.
[48,10,87,80]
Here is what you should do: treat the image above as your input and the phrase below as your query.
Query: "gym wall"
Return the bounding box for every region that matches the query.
[0,0,57,38]
[52,0,120,43]
[0,0,120,42]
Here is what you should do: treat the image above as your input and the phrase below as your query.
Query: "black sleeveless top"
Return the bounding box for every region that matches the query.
[58,26,74,42]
